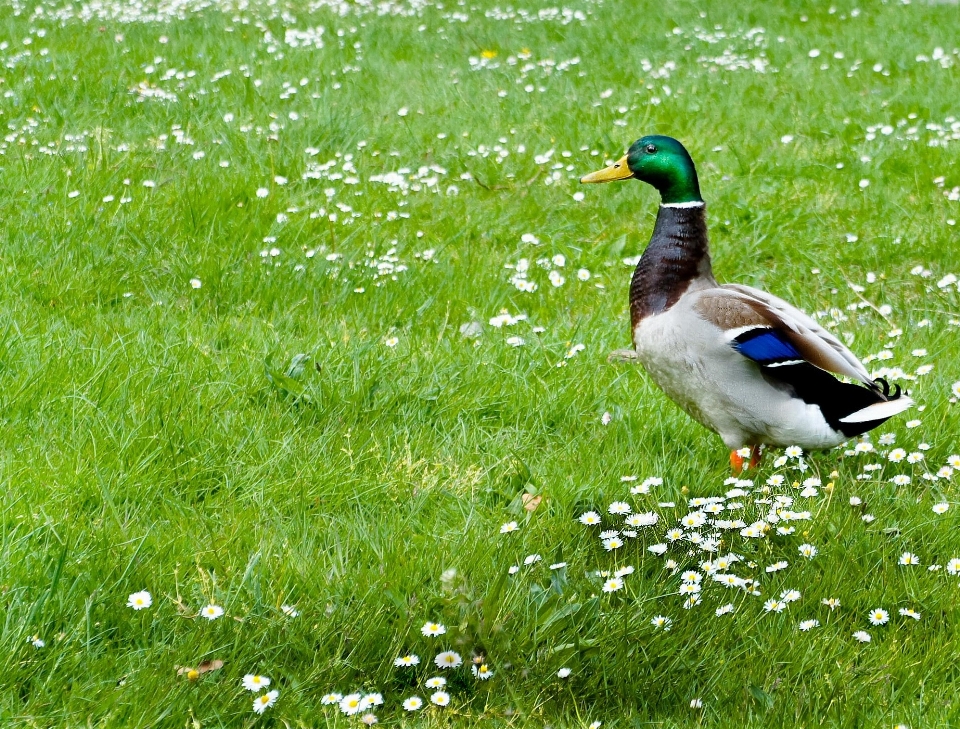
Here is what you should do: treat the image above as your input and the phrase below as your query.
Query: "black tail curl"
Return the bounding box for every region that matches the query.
[872,377,903,402]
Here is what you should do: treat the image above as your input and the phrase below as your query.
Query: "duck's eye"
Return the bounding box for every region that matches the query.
[645,144,657,154]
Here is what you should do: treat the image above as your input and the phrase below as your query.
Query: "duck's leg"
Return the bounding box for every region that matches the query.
[730,446,762,474]
[730,450,746,474]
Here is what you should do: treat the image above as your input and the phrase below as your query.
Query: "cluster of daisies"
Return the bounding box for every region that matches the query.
[243,674,280,714]
[555,442,959,640]
[317,622,493,723]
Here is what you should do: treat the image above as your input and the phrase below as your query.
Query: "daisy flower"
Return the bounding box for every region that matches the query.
[340,694,363,715]
[715,604,734,616]
[578,511,602,526]
[252,690,279,714]
[242,675,271,692]
[30,635,44,648]
[421,622,446,637]
[898,552,920,566]
[798,544,818,558]
[888,449,906,463]
[932,503,949,514]
[946,558,960,575]
[361,713,378,725]
[362,693,383,708]
[898,608,921,620]
[402,696,423,711]
[650,615,672,630]
[625,512,658,527]
[853,630,872,643]
[523,554,541,565]
[799,619,820,631]
[764,600,787,613]
[281,604,299,617]
[557,667,572,678]
[200,604,224,620]
[434,651,462,669]
[785,445,803,458]
[395,654,420,667]
[602,577,624,593]
[499,521,519,534]
[821,598,840,610]
[472,663,494,680]
[608,501,631,515]
[321,693,342,705]
[425,677,446,689]
[868,608,889,625]
[430,691,450,706]
[127,591,152,610]
[602,537,624,551]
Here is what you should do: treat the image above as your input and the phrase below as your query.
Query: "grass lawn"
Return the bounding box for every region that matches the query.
[2,0,960,725]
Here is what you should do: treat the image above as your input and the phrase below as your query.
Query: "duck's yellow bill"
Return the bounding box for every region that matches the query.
[580,154,633,184]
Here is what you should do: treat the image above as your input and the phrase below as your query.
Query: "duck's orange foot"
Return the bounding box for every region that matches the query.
[730,446,762,474]
[730,449,746,474]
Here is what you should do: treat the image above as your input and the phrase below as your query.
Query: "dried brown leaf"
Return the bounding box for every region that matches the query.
[522,493,543,512]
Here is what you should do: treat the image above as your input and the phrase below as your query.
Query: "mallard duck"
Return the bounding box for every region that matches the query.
[581,135,912,469]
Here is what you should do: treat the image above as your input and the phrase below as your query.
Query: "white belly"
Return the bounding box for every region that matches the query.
[632,302,844,450]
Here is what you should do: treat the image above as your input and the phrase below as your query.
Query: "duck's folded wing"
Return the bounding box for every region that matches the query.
[694,285,875,387]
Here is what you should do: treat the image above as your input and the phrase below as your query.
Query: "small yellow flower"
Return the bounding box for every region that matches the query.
[481,49,497,59]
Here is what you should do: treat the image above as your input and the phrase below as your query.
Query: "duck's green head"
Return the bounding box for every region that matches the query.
[580,135,702,205]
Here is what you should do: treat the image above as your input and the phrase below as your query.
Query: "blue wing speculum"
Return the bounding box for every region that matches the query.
[731,328,803,366]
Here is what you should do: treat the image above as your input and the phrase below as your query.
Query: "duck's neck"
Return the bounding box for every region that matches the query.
[630,202,716,328]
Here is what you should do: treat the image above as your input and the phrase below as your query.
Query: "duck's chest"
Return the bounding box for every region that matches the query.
[631,308,719,421]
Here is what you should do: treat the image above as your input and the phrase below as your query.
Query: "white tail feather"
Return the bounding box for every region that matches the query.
[838,396,914,424]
